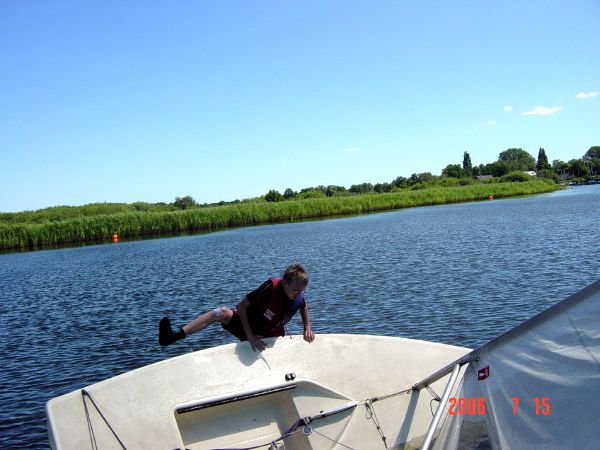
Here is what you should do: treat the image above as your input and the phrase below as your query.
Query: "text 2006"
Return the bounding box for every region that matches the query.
[448,397,487,416]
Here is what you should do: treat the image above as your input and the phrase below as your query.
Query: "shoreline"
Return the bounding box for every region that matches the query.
[0,181,560,252]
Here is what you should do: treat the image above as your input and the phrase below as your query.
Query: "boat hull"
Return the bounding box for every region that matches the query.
[46,334,470,449]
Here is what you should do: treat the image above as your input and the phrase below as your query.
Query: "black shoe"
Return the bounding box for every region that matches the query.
[159,317,185,346]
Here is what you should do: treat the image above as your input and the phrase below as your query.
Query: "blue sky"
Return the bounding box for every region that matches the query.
[1,1,598,212]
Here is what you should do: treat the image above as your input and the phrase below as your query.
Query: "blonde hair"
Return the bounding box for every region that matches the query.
[283,263,308,286]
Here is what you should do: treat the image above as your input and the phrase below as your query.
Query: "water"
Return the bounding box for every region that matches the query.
[1,186,599,449]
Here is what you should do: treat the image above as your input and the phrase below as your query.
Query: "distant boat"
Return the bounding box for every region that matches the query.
[46,279,600,449]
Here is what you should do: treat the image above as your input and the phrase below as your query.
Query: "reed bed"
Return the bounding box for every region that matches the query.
[0,181,559,251]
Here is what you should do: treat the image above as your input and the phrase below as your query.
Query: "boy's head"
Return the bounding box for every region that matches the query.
[282,263,308,298]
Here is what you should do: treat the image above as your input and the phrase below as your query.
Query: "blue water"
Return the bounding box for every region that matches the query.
[1,186,599,448]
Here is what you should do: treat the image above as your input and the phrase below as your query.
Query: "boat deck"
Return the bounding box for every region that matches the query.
[47,334,470,449]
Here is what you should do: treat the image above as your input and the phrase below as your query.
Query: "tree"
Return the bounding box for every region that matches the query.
[264,189,283,202]
[325,185,347,197]
[500,171,532,182]
[590,158,600,176]
[473,163,488,177]
[417,172,434,183]
[314,185,328,195]
[297,189,326,199]
[349,182,373,194]
[373,182,392,193]
[552,159,568,171]
[283,188,296,200]
[498,148,536,171]
[536,147,551,171]
[567,159,590,179]
[173,195,198,210]
[442,164,463,178]
[463,151,473,177]
[583,146,600,161]
[392,176,408,188]
[482,161,510,177]
[537,169,559,181]
[552,159,569,179]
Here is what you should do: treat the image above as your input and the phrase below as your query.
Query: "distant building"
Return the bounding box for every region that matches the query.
[476,175,493,181]
[523,171,537,176]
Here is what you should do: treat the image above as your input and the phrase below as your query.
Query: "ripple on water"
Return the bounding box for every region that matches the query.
[1,187,599,448]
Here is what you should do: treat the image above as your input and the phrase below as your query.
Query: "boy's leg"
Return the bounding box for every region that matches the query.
[183,307,233,335]
[159,307,233,347]
[158,317,183,346]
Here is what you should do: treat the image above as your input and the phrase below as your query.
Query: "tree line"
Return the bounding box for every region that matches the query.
[257,145,599,204]
[42,145,600,213]
[3,146,596,219]
[442,146,599,180]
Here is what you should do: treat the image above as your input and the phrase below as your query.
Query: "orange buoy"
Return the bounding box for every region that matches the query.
[112,233,119,242]
[488,195,494,201]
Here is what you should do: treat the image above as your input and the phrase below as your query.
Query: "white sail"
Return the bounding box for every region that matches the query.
[433,279,600,449]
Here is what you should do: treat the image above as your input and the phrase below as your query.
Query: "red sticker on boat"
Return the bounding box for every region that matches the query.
[478,366,489,380]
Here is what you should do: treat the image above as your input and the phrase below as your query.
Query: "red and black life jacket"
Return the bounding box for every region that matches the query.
[255,278,305,337]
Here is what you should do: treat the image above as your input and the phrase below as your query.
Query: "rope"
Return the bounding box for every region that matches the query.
[303,425,356,449]
[367,386,413,404]
[78,378,437,450]
[424,384,441,416]
[210,385,416,450]
[212,401,359,450]
[82,391,98,450]
[81,389,127,450]
[365,400,387,449]
[212,419,305,450]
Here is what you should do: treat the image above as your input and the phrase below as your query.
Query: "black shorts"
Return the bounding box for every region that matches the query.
[221,313,283,341]
[221,314,248,341]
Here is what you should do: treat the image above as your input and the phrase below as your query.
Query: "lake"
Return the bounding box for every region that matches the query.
[1,185,599,449]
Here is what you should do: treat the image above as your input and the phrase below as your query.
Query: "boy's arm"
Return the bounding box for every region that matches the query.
[300,304,315,342]
[237,297,266,352]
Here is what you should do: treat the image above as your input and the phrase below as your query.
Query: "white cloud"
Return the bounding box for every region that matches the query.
[521,106,562,116]
[485,121,497,126]
[503,106,513,111]
[343,147,360,153]
[576,91,598,99]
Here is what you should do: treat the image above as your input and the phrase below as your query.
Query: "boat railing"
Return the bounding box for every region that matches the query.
[411,354,476,450]
[418,363,461,450]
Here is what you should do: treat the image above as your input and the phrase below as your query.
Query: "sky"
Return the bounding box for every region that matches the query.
[1,1,599,212]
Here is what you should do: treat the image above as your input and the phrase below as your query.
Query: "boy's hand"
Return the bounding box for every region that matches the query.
[303,328,315,343]
[248,334,266,352]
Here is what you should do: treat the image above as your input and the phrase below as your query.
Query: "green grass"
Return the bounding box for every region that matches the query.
[0,180,560,251]
[0,202,175,224]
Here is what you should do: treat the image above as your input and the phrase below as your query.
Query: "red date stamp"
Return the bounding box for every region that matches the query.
[448,397,552,416]
[512,397,551,416]
[448,397,487,415]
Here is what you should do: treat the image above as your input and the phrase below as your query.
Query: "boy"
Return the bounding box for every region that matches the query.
[159,263,315,352]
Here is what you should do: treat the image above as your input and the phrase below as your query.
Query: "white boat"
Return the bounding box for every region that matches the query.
[46,279,600,449]
[46,334,469,449]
